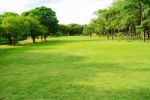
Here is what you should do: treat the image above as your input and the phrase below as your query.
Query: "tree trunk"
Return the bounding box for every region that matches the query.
[130,25,133,39]
[90,33,92,37]
[44,36,47,42]
[98,32,100,38]
[129,25,132,39]
[41,36,43,42]
[147,31,150,39]
[113,28,116,38]
[126,27,129,39]
[32,37,36,43]
[9,38,12,45]
[12,37,15,45]
[107,31,109,40]
[144,30,146,42]
[111,29,114,40]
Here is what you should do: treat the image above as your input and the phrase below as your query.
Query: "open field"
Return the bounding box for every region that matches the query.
[0,36,150,100]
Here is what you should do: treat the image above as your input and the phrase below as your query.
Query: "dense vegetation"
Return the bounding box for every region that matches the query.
[83,0,150,41]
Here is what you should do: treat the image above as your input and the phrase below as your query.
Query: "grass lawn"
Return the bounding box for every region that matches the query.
[0,36,150,100]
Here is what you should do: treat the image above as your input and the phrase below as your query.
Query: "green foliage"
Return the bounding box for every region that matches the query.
[67,24,83,36]
[1,16,29,45]
[83,24,95,36]
[85,0,150,40]
[59,24,69,36]
[0,7,58,45]
[59,24,83,36]
[25,16,47,43]
[22,6,58,37]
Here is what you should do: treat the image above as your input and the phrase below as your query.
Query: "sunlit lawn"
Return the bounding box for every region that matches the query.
[0,36,150,100]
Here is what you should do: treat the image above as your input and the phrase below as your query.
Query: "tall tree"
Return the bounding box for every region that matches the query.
[22,6,58,41]
[25,16,47,43]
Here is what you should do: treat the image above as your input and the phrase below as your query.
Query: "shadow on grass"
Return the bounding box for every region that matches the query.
[0,50,150,99]
[18,39,100,46]
[1,38,150,99]
[0,38,103,58]
[0,39,99,55]
[61,83,150,100]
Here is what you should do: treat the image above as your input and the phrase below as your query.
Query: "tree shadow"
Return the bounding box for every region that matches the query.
[0,50,150,99]
[1,38,150,99]
[17,39,100,46]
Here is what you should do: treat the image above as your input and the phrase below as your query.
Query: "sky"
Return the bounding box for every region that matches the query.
[0,0,113,24]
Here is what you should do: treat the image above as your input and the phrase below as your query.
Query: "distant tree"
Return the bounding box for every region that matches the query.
[59,24,69,36]
[67,24,83,36]
[59,24,83,36]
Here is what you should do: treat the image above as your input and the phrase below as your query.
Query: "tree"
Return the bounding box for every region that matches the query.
[94,17,106,38]
[22,6,58,41]
[25,16,47,43]
[67,24,83,36]
[1,16,29,45]
[83,24,95,37]
[59,24,69,36]
[59,24,83,36]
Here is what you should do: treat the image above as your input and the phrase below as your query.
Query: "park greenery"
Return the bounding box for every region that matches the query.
[0,6,83,45]
[0,0,150,99]
[83,0,150,41]
[0,0,150,45]
[0,6,58,45]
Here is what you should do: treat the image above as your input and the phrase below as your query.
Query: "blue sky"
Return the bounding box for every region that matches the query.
[0,0,113,24]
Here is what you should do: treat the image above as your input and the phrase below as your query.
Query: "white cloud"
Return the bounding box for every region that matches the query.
[0,0,113,24]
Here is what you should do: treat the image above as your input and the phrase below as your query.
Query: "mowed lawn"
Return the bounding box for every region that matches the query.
[0,36,150,100]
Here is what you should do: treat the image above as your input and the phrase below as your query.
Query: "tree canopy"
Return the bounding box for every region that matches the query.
[1,16,29,45]
[22,6,59,41]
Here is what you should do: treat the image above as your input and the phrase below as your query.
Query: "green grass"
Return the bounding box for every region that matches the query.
[0,36,150,100]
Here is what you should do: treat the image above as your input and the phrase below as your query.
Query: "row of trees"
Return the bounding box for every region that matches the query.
[83,0,150,42]
[0,6,84,45]
[0,6,58,45]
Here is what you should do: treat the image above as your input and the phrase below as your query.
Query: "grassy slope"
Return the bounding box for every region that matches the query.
[0,36,150,100]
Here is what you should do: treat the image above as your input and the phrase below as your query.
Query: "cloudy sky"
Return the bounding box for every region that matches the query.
[0,0,113,24]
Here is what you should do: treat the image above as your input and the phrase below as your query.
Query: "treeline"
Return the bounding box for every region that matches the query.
[83,0,150,42]
[0,6,83,45]
[59,24,83,36]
